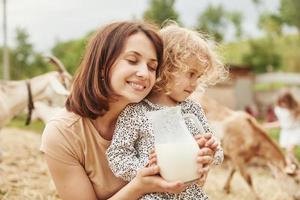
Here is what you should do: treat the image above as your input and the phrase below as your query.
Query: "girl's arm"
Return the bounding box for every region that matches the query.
[106,105,149,181]
[189,100,224,165]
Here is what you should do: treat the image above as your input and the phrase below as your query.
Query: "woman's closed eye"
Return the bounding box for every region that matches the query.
[147,62,158,72]
[127,57,138,65]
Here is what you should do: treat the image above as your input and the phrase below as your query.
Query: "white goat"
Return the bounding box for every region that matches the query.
[0,56,71,128]
[31,101,64,124]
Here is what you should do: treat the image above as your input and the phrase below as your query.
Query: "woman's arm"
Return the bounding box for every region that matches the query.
[46,155,186,200]
[108,166,187,200]
[45,154,98,200]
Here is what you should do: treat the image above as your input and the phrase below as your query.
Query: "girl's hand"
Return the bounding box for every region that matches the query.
[196,146,215,187]
[194,133,219,154]
[204,134,219,153]
[132,166,188,195]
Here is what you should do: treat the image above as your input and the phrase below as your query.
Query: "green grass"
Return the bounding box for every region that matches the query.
[267,127,280,141]
[267,127,300,161]
[6,114,45,134]
[254,82,288,92]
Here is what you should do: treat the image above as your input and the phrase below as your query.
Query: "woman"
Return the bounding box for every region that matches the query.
[40,21,215,200]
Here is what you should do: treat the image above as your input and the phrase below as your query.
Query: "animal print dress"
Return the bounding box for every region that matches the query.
[106,99,223,200]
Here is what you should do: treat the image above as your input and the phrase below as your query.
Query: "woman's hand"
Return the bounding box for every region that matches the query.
[132,165,188,196]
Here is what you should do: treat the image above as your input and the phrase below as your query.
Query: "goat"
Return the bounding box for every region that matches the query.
[31,101,63,124]
[191,92,300,200]
[0,56,71,128]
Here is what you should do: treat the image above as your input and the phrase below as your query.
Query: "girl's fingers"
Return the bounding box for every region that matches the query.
[199,147,214,156]
[196,138,206,148]
[205,135,218,146]
[148,149,158,166]
[149,152,157,160]
[203,132,213,139]
[197,156,213,165]
[148,157,157,166]
[210,141,219,150]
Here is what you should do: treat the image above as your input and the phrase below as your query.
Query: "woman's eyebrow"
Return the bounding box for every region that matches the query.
[125,51,141,56]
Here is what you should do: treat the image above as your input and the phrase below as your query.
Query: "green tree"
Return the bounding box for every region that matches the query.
[196,4,226,42]
[0,48,3,79]
[196,4,243,42]
[143,0,180,26]
[242,38,281,73]
[51,37,86,74]
[258,13,283,36]
[280,0,300,32]
[10,28,49,79]
[226,11,243,39]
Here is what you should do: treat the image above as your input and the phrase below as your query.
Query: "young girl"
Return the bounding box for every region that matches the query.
[274,91,300,173]
[106,23,227,199]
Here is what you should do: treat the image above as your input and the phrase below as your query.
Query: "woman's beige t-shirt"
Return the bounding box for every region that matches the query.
[40,109,126,199]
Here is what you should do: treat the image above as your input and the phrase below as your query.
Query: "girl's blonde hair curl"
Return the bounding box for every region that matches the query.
[153,21,228,94]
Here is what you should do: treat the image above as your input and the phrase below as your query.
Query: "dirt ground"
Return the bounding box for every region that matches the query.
[0,128,295,200]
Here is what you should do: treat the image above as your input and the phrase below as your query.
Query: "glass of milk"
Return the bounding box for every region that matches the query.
[147,106,205,183]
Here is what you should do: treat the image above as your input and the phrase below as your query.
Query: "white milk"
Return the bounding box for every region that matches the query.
[155,141,200,183]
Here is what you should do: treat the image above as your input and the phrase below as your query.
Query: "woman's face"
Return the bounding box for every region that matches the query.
[110,32,158,104]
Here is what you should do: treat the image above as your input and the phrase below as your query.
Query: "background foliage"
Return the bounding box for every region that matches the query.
[0,0,299,80]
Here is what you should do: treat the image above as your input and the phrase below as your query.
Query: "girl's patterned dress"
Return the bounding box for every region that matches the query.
[106,99,223,200]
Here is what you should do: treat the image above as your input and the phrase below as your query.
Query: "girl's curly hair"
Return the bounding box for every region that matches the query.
[152,21,228,94]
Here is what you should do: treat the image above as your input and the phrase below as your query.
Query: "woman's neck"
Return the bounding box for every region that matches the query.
[147,91,178,107]
[92,101,127,140]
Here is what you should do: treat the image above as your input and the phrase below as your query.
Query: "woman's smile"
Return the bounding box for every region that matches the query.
[127,81,147,91]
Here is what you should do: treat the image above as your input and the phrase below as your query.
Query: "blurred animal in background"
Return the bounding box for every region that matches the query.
[191,92,300,200]
[0,55,72,128]
[31,101,63,124]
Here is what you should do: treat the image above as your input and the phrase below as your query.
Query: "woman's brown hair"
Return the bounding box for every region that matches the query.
[66,21,163,119]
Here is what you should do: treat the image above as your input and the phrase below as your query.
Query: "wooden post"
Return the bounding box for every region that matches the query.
[3,0,10,80]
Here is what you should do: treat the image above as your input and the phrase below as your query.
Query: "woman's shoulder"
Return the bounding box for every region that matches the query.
[41,108,87,165]
[120,101,150,116]
[46,108,82,129]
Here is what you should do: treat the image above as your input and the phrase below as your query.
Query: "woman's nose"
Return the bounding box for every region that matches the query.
[136,63,150,79]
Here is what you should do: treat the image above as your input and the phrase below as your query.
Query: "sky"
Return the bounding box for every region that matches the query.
[1,0,280,53]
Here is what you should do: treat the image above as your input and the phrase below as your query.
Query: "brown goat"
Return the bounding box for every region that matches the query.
[191,92,300,200]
